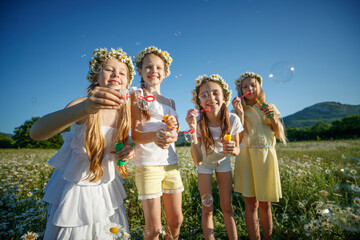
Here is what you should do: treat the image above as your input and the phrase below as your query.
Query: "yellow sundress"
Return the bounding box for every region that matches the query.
[234,102,282,202]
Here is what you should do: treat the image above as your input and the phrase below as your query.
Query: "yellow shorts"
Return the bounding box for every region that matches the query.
[135,163,184,200]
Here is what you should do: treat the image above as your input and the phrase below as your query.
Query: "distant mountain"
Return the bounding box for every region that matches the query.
[283,102,360,129]
[0,132,13,138]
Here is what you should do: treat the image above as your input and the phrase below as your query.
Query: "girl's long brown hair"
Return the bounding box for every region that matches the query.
[196,80,231,154]
[84,65,131,182]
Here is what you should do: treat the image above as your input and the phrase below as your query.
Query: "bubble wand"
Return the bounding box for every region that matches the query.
[177,106,210,136]
[239,91,250,99]
[119,89,156,103]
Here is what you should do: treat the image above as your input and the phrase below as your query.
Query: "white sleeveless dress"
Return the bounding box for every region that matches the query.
[42,123,129,239]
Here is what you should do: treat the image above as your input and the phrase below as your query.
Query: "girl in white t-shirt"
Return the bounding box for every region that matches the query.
[186,74,243,240]
[131,46,183,240]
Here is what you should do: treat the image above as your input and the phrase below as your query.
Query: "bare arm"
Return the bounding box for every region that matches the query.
[130,98,157,144]
[232,97,245,125]
[130,99,177,149]
[30,98,89,141]
[262,103,284,140]
[190,135,203,166]
[30,86,125,141]
[222,132,241,156]
[185,109,203,165]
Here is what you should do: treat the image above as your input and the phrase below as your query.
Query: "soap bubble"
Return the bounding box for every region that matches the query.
[119,89,129,104]
[156,128,167,139]
[184,129,195,143]
[202,193,213,207]
[175,74,182,79]
[137,100,149,110]
[136,41,141,46]
[174,31,181,37]
[268,61,294,84]
[129,83,157,110]
[319,184,360,232]
[90,63,102,74]
[81,54,86,58]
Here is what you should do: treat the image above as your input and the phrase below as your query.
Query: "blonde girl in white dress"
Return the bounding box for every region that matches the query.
[30,47,136,240]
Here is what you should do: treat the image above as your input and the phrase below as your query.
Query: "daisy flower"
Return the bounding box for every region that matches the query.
[319,190,329,196]
[122,232,131,239]
[104,222,125,238]
[195,78,201,86]
[351,184,360,192]
[354,197,360,207]
[20,232,39,240]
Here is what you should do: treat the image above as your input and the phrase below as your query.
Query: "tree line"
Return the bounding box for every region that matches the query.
[1,114,359,149]
[286,114,360,141]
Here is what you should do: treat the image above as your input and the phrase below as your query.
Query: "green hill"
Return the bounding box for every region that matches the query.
[0,132,13,138]
[283,102,360,129]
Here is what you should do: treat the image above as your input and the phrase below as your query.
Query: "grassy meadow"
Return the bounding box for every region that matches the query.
[1,139,360,239]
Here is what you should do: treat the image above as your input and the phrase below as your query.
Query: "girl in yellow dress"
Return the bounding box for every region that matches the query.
[232,72,287,240]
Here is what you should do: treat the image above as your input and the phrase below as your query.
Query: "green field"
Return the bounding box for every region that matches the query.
[1,140,360,239]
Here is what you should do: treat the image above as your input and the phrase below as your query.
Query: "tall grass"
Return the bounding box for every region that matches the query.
[0,139,359,239]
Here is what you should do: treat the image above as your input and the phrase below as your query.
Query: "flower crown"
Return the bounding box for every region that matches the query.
[191,74,232,108]
[235,72,262,91]
[135,46,172,77]
[87,47,136,84]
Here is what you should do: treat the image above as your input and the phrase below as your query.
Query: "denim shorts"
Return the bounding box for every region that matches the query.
[197,158,232,174]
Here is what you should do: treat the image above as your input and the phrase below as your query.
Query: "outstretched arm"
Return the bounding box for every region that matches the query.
[186,109,203,166]
[30,98,88,141]
[30,87,124,141]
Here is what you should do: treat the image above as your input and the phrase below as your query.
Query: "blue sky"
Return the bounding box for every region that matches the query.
[1,0,359,134]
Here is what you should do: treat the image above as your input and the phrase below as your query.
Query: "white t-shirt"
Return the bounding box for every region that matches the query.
[134,99,179,166]
[196,113,244,163]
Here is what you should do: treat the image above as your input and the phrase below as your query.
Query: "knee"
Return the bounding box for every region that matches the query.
[202,205,214,217]
[246,200,259,212]
[220,201,233,215]
[169,214,183,229]
[259,202,271,211]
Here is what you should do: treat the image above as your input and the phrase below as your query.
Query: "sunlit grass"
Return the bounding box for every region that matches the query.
[1,139,360,239]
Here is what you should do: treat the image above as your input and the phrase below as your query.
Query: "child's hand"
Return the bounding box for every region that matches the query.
[85,86,125,114]
[163,115,178,132]
[154,129,178,149]
[261,103,275,118]
[222,139,236,155]
[232,97,244,115]
[110,144,135,163]
[185,109,197,131]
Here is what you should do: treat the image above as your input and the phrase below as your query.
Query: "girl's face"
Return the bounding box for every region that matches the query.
[98,58,129,90]
[138,54,166,87]
[198,81,225,113]
[241,77,258,102]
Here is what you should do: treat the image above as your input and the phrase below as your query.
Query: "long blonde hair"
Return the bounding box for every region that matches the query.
[196,80,231,154]
[241,78,287,144]
[84,65,131,182]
